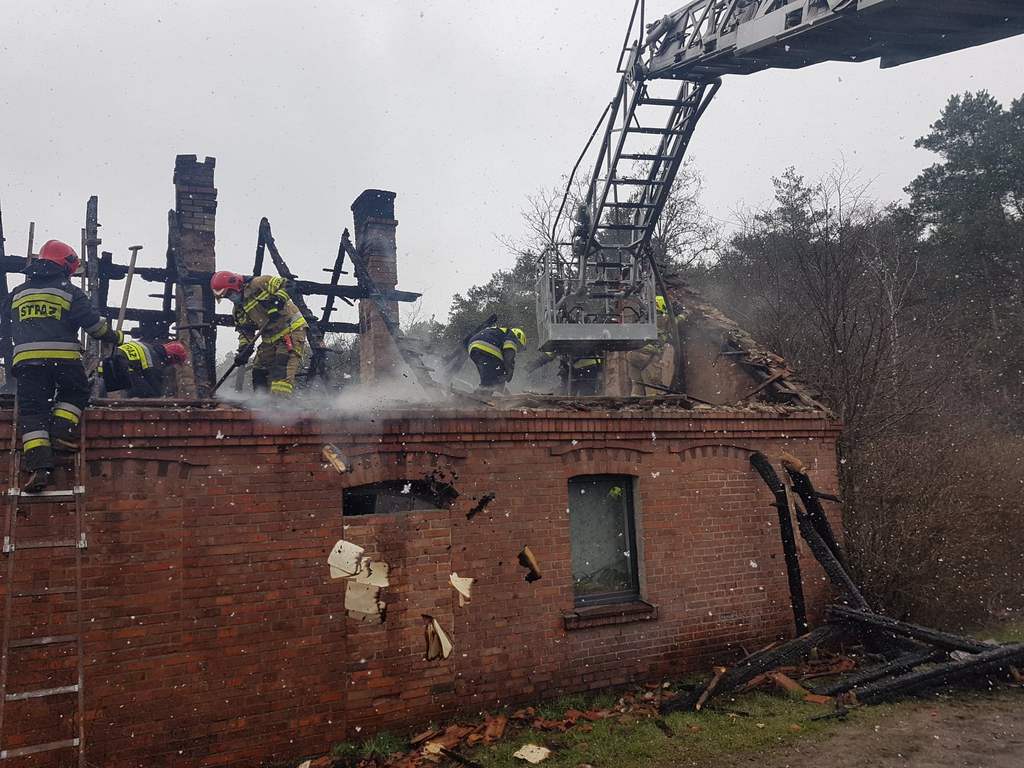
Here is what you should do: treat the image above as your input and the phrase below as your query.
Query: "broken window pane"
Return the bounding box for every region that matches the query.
[568,475,639,606]
[343,479,457,516]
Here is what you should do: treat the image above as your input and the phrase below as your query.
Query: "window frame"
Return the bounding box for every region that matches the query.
[567,474,642,608]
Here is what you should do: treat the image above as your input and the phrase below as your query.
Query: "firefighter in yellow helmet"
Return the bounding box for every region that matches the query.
[627,295,675,396]
[467,324,526,392]
[211,271,308,396]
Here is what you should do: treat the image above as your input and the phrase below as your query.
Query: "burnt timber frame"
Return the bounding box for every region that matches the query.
[0,198,421,394]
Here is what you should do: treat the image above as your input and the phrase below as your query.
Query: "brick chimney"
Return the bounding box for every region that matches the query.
[351,189,400,384]
[172,155,218,396]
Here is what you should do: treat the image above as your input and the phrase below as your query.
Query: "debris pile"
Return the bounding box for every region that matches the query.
[662,451,1024,715]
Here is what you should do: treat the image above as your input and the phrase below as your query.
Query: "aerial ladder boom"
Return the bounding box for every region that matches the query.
[537,0,1024,355]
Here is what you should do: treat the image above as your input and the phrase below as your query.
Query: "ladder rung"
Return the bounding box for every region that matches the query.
[13,586,75,598]
[640,97,688,107]
[5,683,79,702]
[9,486,85,500]
[605,202,656,209]
[12,538,80,551]
[0,738,80,759]
[598,224,645,230]
[625,127,684,135]
[620,153,676,161]
[8,634,77,649]
[610,179,667,185]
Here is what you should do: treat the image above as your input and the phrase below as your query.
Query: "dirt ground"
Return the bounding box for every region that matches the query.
[720,692,1024,768]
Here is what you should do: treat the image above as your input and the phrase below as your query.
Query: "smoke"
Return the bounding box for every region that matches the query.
[216,373,447,423]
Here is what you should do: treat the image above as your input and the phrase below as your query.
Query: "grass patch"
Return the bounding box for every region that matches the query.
[331,731,406,765]
[984,619,1024,644]
[469,691,885,768]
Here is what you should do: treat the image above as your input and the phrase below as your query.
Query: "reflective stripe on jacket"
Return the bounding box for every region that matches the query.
[467,327,517,361]
[233,275,307,349]
[9,264,122,366]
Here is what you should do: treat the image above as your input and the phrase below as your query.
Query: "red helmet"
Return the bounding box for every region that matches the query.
[210,271,245,299]
[162,341,189,365]
[38,240,81,276]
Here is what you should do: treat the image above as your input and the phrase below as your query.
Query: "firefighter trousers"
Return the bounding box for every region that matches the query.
[469,348,507,390]
[14,362,90,471]
[252,328,307,397]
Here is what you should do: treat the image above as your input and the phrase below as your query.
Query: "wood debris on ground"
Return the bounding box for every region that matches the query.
[661,452,1024,716]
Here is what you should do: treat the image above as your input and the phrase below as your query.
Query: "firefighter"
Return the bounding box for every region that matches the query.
[9,240,124,492]
[627,295,674,396]
[564,352,604,396]
[210,271,308,396]
[100,340,189,398]
[467,325,526,392]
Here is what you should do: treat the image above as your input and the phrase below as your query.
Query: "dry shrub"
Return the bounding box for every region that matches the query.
[842,420,1024,631]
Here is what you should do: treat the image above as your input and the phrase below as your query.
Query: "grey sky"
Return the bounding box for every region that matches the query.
[3,1,1024,326]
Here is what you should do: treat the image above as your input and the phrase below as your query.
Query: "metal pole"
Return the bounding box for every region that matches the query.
[117,245,142,332]
[25,222,34,263]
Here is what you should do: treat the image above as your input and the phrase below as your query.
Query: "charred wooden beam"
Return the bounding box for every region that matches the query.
[101,306,357,334]
[827,605,995,654]
[854,643,1024,705]
[749,452,808,635]
[814,648,946,697]
[660,624,844,714]
[320,229,354,324]
[0,201,11,389]
[259,218,329,381]
[795,503,870,610]
[0,255,421,304]
[781,454,846,567]
[83,196,102,373]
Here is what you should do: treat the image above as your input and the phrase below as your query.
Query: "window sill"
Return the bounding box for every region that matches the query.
[562,600,658,631]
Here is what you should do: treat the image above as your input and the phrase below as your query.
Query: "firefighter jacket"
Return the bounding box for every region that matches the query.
[9,261,123,368]
[232,275,307,351]
[468,326,519,379]
[101,341,168,398]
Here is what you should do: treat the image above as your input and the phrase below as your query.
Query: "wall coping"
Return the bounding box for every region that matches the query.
[0,404,842,447]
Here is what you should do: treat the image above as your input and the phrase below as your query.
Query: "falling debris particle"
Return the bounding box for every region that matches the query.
[518,546,542,582]
[650,471,660,479]
[401,482,413,494]
[466,492,496,520]
[749,559,759,569]
[357,560,389,588]
[345,580,386,623]
[215,430,225,440]
[513,744,551,764]
[321,444,350,474]
[328,539,366,579]
[449,573,474,606]
[423,615,453,660]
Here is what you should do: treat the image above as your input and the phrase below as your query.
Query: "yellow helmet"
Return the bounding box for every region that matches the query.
[510,327,527,348]
[655,295,668,315]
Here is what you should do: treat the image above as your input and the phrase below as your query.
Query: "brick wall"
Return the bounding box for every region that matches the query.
[0,405,841,767]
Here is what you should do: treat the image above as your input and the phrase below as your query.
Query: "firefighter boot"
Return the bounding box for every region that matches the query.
[23,468,53,494]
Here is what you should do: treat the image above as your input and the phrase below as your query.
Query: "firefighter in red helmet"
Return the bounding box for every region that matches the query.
[100,340,189,398]
[211,271,307,396]
[9,240,124,492]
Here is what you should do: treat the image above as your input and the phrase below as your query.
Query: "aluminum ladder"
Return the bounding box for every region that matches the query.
[0,409,87,766]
